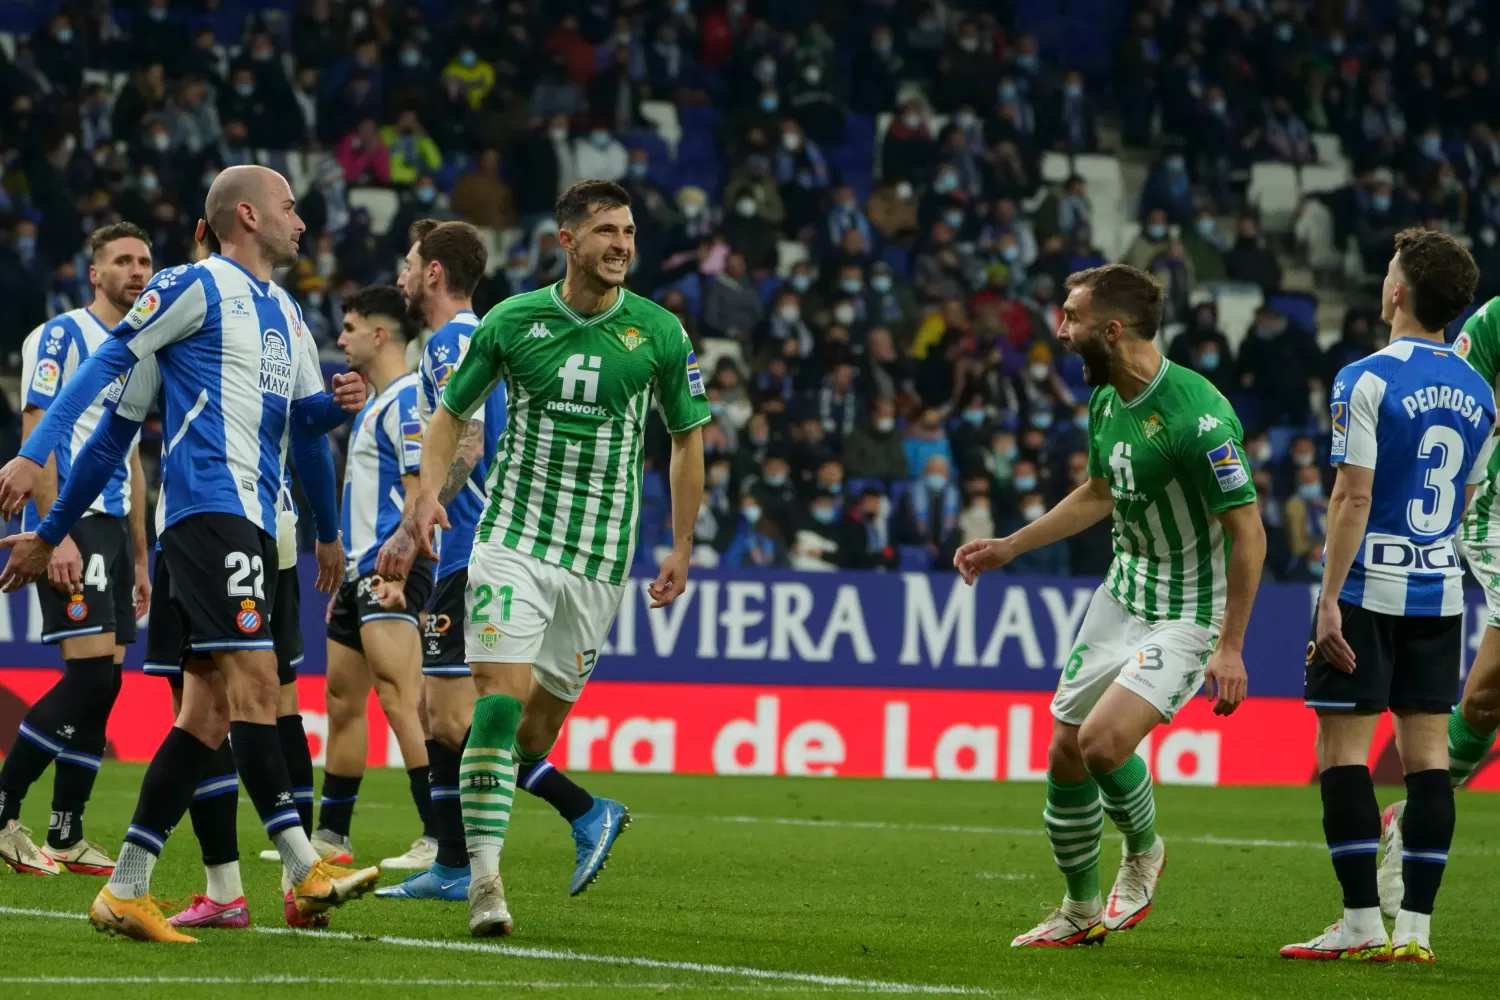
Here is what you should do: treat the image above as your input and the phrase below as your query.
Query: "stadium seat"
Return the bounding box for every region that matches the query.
[1268,293,1318,334]
[1267,425,1298,464]
[639,100,682,158]
[1297,163,1348,197]
[348,186,400,236]
[1294,198,1340,273]
[0,33,13,61]
[1248,162,1300,234]
[776,240,809,276]
[625,129,672,172]
[1041,151,1071,185]
[1310,132,1343,166]
[899,546,932,572]
[1212,283,1266,351]
[846,478,886,498]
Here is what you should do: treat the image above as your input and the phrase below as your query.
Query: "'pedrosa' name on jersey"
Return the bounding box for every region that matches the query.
[1399,383,1487,425]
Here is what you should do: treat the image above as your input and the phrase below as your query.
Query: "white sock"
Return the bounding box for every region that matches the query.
[273,827,322,884]
[1343,905,1385,939]
[1062,894,1102,917]
[1394,908,1431,943]
[106,843,157,899]
[468,835,503,881]
[205,861,243,903]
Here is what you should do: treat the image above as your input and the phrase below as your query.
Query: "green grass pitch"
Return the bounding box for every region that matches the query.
[1,766,1498,999]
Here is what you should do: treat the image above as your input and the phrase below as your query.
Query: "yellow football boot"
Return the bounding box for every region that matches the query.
[89,888,197,943]
[291,859,380,918]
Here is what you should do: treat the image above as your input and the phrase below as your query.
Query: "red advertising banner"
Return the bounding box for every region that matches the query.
[3,669,1494,788]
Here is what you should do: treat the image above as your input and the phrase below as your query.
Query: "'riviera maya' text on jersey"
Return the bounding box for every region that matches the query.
[440,283,712,586]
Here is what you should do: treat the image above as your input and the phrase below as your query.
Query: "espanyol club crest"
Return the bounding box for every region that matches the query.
[236,598,262,634]
[66,594,88,621]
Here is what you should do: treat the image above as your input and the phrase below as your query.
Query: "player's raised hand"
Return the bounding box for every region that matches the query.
[375,524,417,581]
[1203,646,1248,716]
[314,535,345,594]
[47,535,83,595]
[0,533,55,593]
[953,537,1016,586]
[405,491,449,562]
[331,372,367,412]
[649,549,690,608]
[1314,597,1356,675]
[0,457,43,518]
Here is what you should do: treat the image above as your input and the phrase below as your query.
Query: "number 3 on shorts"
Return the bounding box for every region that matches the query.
[470,583,513,623]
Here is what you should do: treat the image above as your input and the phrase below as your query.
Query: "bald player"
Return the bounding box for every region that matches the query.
[0,166,374,942]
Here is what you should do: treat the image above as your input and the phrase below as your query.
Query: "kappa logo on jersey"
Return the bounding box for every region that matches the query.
[124,289,161,329]
[1454,331,1472,359]
[1206,440,1250,492]
[236,598,262,634]
[31,357,60,397]
[528,322,552,338]
[1330,401,1349,458]
[686,350,706,396]
[259,330,293,397]
[617,327,647,351]
[1196,414,1222,436]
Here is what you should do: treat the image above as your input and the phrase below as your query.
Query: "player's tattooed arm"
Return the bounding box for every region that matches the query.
[437,418,483,506]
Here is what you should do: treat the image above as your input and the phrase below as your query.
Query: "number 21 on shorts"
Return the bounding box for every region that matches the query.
[469,582,512,650]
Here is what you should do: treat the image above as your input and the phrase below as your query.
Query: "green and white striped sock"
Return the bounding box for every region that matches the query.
[1449,706,1496,785]
[460,694,523,881]
[1044,775,1103,904]
[1095,754,1157,854]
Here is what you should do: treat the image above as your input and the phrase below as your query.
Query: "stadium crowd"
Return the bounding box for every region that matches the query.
[0,0,1491,580]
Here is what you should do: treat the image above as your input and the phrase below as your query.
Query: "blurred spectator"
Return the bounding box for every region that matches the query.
[1262,95,1314,165]
[903,408,955,485]
[1321,308,1377,386]
[1124,208,1172,272]
[574,122,629,183]
[842,397,907,482]
[723,494,787,569]
[444,46,496,112]
[1284,464,1329,564]
[1238,307,1323,427]
[1042,71,1098,154]
[1003,492,1071,576]
[337,118,391,185]
[845,487,899,571]
[704,253,763,342]
[1224,215,1282,294]
[867,179,919,243]
[1179,208,1227,283]
[1169,302,1236,395]
[900,454,961,563]
[1140,146,1194,225]
[882,99,938,184]
[775,120,831,235]
[720,186,779,273]
[451,149,517,231]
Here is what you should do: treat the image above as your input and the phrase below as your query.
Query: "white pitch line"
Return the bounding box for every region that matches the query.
[0,978,948,994]
[0,907,993,997]
[653,813,1500,857]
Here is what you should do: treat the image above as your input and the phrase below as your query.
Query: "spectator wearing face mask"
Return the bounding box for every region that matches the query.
[443,46,496,110]
[723,494,787,569]
[761,290,816,358]
[902,408,955,486]
[1016,343,1074,424]
[704,252,765,342]
[997,456,1041,522]
[843,396,908,482]
[451,148,517,232]
[1042,71,1097,155]
[386,175,453,258]
[984,429,1019,490]
[774,119,831,235]
[1124,207,1173,271]
[900,454,961,562]
[845,487,899,570]
[720,187,779,273]
[573,122,629,182]
[1239,307,1322,427]
[1140,146,1195,225]
[749,453,799,523]
[1283,463,1329,565]
[789,491,846,571]
[1178,208,1227,283]
[1223,214,1282,294]
[867,178,920,242]
[380,109,444,187]
[882,99,937,183]
[1275,434,1319,501]
[1285,538,1327,583]
[1001,491,1071,576]
[1321,308,1378,387]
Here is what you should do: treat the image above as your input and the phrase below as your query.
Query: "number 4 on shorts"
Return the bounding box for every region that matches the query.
[470,584,512,623]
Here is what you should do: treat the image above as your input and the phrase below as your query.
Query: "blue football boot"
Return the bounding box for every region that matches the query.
[569,798,630,896]
[374,862,471,900]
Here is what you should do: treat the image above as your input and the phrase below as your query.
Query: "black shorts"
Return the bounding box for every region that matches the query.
[327,562,434,653]
[37,514,136,645]
[1304,600,1462,714]
[157,512,278,658]
[148,558,302,687]
[422,569,469,677]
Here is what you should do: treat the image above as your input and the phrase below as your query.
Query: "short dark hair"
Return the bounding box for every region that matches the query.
[1064,263,1165,340]
[342,284,413,341]
[87,222,151,261]
[1393,227,1479,332]
[412,219,487,296]
[555,179,631,230]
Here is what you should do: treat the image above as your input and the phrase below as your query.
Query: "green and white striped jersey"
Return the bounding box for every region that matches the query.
[1085,358,1258,629]
[441,282,712,585]
[1456,300,1500,546]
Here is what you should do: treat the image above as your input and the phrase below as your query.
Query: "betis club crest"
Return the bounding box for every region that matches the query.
[236,598,262,634]
[1142,413,1163,439]
[479,623,500,649]
[616,327,646,351]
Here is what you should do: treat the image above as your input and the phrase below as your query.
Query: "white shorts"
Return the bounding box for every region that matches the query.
[464,541,626,703]
[1051,586,1217,726]
[1459,532,1500,628]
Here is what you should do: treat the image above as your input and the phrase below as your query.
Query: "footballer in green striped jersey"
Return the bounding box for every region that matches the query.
[404,180,708,937]
[955,264,1266,949]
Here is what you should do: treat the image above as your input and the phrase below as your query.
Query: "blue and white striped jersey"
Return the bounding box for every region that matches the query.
[342,372,423,578]
[19,308,140,529]
[109,256,327,535]
[1330,337,1498,616]
[417,310,507,579]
